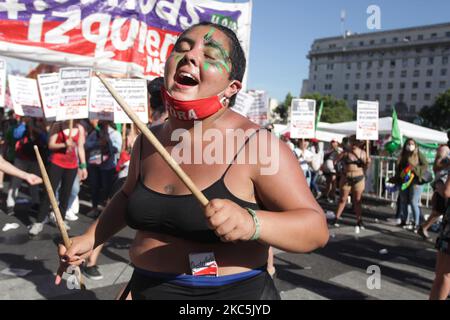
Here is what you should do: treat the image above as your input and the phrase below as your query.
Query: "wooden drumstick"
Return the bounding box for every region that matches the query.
[33,145,86,290]
[122,123,127,152]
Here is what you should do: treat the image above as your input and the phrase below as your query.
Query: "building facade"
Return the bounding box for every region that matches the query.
[302,23,450,120]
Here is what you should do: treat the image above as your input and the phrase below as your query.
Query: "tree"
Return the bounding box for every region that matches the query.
[301,93,354,123]
[273,92,294,124]
[420,89,450,130]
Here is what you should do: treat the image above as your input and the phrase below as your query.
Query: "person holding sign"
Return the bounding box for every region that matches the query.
[55,22,328,300]
[29,121,88,236]
[332,136,371,233]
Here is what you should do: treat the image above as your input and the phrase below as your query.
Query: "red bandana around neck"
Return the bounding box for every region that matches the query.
[161,87,224,121]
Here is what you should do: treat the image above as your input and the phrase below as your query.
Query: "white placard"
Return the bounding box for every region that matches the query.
[111,79,149,124]
[89,77,115,121]
[232,92,255,117]
[8,75,43,118]
[0,59,6,108]
[56,68,91,121]
[357,100,379,141]
[37,73,59,121]
[246,90,269,126]
[290,99,316,139]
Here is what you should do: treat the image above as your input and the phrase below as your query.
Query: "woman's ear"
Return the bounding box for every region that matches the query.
[224,80,242,99]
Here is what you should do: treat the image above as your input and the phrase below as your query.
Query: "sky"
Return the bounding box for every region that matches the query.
[225,0,450,102]
[3,0,450,103]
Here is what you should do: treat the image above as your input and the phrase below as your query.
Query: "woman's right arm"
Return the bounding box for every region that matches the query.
[56,135,142,284]
[48,124,66,151]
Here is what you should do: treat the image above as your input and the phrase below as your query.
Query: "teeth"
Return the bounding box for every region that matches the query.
[179,72,196,81]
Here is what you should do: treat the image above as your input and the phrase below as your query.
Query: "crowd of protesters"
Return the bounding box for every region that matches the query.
[0,76,167,280]
[280,130,450,299]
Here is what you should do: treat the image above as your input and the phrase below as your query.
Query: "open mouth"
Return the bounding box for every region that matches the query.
[175,72,199,87]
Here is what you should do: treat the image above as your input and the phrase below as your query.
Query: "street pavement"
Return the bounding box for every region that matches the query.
[0,181,442,300]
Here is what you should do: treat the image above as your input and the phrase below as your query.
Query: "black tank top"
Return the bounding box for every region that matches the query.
[125,130,263,243]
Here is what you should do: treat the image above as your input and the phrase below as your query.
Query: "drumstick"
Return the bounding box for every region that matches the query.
[33,146,86,290]
[366,140,370,157]
[95,72,209,207]
[122,123,127,152]
[68,119,73,146]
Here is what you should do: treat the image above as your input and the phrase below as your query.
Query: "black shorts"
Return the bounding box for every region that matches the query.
[436,210,450,255]
[432,192,448,214]
[129,269,281,300]
[323,172,337,177]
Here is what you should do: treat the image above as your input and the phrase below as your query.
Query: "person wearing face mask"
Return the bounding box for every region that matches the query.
[322,140,342,203]
[395,139,429,232]
[56,22,328,300]
[332,136,371,233]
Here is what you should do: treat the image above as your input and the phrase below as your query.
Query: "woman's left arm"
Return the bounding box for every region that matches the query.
[204,133,329,253]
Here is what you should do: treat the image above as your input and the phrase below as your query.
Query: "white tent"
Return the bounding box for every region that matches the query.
[273,124,346,143]
[318,117,447,144]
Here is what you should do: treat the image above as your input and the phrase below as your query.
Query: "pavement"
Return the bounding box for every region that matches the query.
[0,181,443,300]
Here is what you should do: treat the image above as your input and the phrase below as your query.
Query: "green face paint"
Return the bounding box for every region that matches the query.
[204,27,216,42]
[203,61,227,74]
[217,60,230,73]
[215,63,224,74]
[203,27,230,66]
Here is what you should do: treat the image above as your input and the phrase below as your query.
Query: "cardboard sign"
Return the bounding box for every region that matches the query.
[290,99,316,139]
[37,73,59,121]
[57,68,91,121]
[357,100,379,141]
[8,75,43,118]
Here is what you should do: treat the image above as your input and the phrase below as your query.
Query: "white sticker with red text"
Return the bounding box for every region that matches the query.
[189,252,218,277]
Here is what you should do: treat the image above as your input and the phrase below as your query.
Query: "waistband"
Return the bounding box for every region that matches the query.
[133,265,266,288]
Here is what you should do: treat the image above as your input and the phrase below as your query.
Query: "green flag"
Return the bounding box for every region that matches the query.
[391,108,403,146]
[385,108,403,154]
[315,100,324,130]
